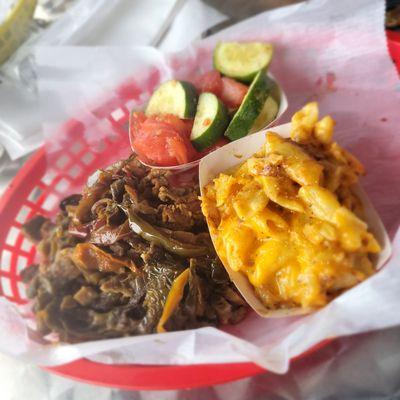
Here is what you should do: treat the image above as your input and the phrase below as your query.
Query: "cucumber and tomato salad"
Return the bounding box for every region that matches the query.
[130,41,280,166]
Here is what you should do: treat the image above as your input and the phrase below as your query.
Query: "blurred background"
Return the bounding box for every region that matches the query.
[0,0,399,399]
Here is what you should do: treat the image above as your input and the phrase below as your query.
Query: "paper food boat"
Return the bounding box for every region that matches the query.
[199,123,392,318]
[138,73,288,172]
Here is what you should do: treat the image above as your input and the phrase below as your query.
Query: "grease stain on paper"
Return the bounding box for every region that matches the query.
[315,72,338,92]
[326,72,337,91]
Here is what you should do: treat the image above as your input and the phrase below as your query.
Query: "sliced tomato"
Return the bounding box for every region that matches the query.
[193,70,223,96]
[130,112,197,166]
[153,114,189,133]
[220,77,248,109]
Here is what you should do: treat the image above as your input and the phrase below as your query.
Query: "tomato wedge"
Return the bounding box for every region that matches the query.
[194,71,248,109]
[130,112,198,166]
[220,77,248,109]
[193,70,223,97]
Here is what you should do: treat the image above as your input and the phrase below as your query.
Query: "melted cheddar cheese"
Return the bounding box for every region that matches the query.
[202,102,381,309]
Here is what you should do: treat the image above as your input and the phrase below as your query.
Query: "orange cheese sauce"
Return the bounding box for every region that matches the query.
[202,103,381,310]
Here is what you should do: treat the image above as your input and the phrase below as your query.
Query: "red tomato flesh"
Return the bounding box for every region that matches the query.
[193,70,223,96]
[220,77,248,109]
[194,70,248,110]
[130,112,199,166]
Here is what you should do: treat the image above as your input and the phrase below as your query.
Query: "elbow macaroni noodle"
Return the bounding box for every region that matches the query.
[202,102,381,309]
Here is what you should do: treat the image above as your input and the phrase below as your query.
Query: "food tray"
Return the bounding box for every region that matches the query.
[0,39,398,389]
[0,101,330,390]
[0,69,324,390]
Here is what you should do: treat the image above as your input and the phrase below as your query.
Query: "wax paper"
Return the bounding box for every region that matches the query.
[0,0,399,375]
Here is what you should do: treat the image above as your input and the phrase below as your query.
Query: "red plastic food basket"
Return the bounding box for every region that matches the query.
[0,35,399,390]
[0,70,328,390]
[387,30,400,71]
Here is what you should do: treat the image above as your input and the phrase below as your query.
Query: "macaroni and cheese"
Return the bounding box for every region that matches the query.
[202,102,381,310]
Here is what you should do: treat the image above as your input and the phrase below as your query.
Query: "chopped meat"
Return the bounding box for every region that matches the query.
[21,215,49,243]
[20,264,39,284]
[59,194,82,211]
[73,286,99,306]
[22,155,248,342]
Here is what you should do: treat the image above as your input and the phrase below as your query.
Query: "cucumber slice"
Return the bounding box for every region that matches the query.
[214,42,273,83]
[224,70,272,141]
[145,80,197,118]
[250,97,279,134]
[190,92,229,151]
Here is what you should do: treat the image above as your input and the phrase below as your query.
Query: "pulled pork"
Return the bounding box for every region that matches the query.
[21,156,247,342]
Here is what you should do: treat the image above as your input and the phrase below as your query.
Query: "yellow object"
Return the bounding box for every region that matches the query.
[0,0,37,66]
[202,103,381,310]
[264,127,323,186]
[157,268,190,333]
